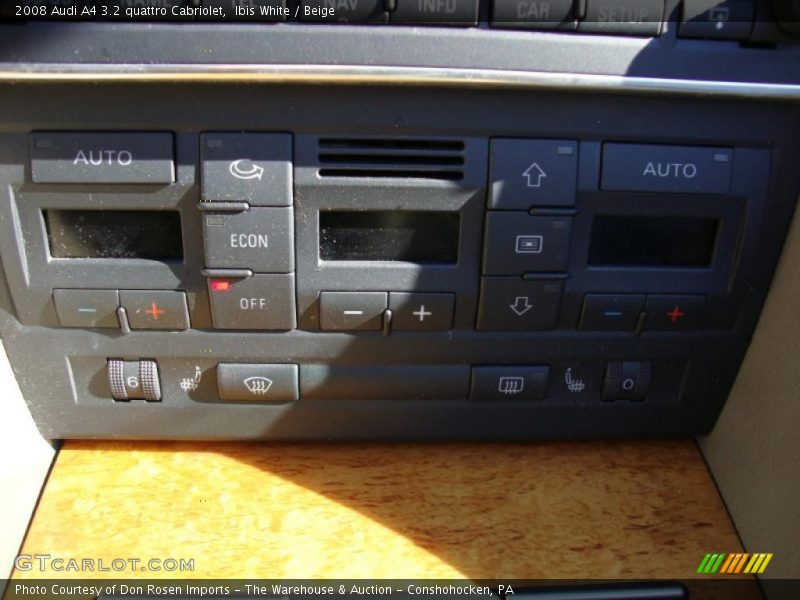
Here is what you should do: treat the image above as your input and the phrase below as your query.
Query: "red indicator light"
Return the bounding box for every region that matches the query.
[211,280,231,292]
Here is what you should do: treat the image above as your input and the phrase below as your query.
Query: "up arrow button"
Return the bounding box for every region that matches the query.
[490,138,578,209]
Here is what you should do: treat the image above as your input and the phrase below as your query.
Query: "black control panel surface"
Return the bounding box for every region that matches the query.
[0,79,797,440]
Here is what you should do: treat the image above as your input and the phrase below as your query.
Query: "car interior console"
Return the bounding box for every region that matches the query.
[0,0,799,440]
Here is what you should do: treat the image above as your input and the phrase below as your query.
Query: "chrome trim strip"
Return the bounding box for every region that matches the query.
[1,63,799,100]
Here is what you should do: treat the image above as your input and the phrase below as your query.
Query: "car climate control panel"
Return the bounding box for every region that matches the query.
[0,83,797,440]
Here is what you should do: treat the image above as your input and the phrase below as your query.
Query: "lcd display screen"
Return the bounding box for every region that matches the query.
[319,211,459,263]
[45,210,183,260]
[589,215,718,267]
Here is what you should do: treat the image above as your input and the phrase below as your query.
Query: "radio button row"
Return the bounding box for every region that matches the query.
[483,213,572,275]
[389,292,455,332]
[320,291,387,331]
[579,294,645,331]
[470,365,549,401]
[208,274,297,330]
[203,208,294,273]
[644,294,705,331]
[31,132,175,184]
[489,138,578,209]
[54,289,120,328]
[201,133,292,206]
[119,290,190,331]
[217,363,299,403]
[601,143,733,194]
[476,277,563,331]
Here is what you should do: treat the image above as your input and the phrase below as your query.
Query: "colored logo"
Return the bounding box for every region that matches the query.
[697,552,773,574]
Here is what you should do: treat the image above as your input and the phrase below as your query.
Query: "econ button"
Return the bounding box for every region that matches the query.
[31,132,175,184]
[489,138,578,209]
[601,143,733,194]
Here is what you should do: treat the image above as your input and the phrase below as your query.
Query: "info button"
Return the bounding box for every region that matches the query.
[601,143,733,194]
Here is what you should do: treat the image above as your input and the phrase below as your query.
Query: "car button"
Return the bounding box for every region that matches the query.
[53,289,119,328]
[389,292,455,331]
[203,208,294,273]
[483,213,572,274]
[31,132,174,184]
[579,294,645,331]
[680,0,754,40]
[201,132,292,206]
[578,0,663,35]
[491,0,576,29]
[470,366,550,401]
[490,138,578,209]
[207,274,296,330]
[217,363,299,403]
[476,277,563,331]
[119,290,190,331]
[601,143,733,194]
[644,294,705,331]
[320,291,387,331]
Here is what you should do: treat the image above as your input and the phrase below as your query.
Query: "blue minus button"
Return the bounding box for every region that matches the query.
[580,294,645,332]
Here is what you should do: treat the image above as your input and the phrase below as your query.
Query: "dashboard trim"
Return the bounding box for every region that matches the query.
[1,63,800,101]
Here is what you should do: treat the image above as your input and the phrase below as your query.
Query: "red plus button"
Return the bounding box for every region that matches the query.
[145,302,166,320]
[666,305,685,323]
[119,291,190,331]
[644,295,705,331]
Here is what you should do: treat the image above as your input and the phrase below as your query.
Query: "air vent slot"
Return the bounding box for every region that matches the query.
[317,138,466,180]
